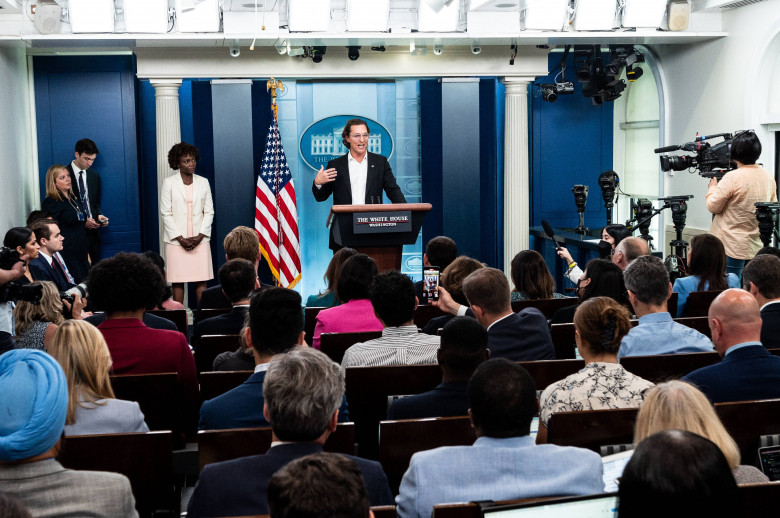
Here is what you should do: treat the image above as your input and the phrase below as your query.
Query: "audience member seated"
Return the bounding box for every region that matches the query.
[268,453,372,518]
[611,236,651,271]
[741,254,780,348]
[341,271,440,372]
[0,349,138,517]
[312,254,383,349]
[395,359,604,518]
[421,256,484,335]
[388,316,489,420]
[212,331,254,371]
[49,320,149,436]
[3,227,39,283]
[510,250,568,301]
[538,297,653,438]
[141,250,185,310]
[682,288,780,402]
[558,224,634,283]
[436,268,555,361]
[673,234,740,317]
[192,258,257,354]
[87,252,197,433]
[12,281,69,350]
[618,255,713,358]
[414,236,458,303]
[199,288,350,430]
[197,226,266,312]
[618,430,738,518]
[27,219,77,292]
[634,380,768,484]
[757,245,780,259]
[550,259,627,324]
[188,348,392,517]
[306,247,357,308]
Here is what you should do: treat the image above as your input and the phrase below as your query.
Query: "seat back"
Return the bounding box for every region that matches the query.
[716,398,780,467]
[673,316,711,338]
[147,309,189,340]
[58,431,176,517]
[197,423,355,470]
[379,416,475,494]
[548,323,576,359]
[345,364,442,459]
[110,372,178,432]
[320,331,382,364]
[738,483,780,517]
[683,290,724,317]
[667,291,678,318]
[433,497,563,518]
[619,351,721,383]
[518,359,584,391]
[199,370,253,401]
[545,407,639,452]
[413,304,448,329]
[304,307,326,346]
[511,297,578,319]
[196,334,241,373]
[197,307,233,323]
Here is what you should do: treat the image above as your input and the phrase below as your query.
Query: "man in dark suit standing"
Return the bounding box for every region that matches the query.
[682,289,780,403]
[742,254,780,348]
[188,347,393,518]
[66,139,108,264]
[311,118,406,249]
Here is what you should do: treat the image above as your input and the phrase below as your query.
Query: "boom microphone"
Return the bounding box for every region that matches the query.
[541,220,563,251]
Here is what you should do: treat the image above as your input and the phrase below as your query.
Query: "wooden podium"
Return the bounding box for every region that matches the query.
[327,203,432,272]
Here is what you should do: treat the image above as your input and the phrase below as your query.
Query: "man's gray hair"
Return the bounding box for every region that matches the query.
[617,237,650,264]
[263,347,344,442]
[623,255,669,306]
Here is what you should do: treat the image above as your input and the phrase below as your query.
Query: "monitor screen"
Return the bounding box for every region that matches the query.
[482,493,618,518]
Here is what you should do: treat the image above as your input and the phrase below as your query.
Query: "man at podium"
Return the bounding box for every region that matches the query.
[311,118,406,206]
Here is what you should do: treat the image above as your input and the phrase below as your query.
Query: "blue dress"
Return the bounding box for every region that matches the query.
[672,273,741,317]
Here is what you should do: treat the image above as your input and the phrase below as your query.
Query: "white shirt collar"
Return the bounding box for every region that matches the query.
[760,299,780,311]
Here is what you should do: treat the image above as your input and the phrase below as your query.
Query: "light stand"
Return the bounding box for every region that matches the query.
[572,185,589,235]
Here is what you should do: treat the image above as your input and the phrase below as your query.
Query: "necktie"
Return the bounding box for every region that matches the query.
[53,254,68,283]
[78,171,91,219]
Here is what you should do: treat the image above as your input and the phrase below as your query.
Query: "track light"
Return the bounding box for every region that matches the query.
[433,45,443,55]
[310,46,326,63]
[471,45,481,55]
[229,45,240,58]
[626,64,644,82]
[347,46,360,61]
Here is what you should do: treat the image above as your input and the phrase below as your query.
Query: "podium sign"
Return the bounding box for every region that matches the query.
[353,211,412,234]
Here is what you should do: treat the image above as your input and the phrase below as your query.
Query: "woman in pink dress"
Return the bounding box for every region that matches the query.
[160,142,214,304]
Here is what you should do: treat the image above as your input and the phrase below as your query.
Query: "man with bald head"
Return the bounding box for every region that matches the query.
[682,288,780,403]
[612,236,650,271]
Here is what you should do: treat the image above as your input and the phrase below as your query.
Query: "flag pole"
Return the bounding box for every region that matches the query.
[267,78,285,286]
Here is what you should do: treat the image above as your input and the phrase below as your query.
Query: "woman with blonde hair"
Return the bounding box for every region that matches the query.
[13,281,73,351]
[48,320,149,436]
[538,297,654,440]
[634,380,768,484]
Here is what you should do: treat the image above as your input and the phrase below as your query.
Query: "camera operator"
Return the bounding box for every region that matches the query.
[0,251,29,356]
[706,131,777,278]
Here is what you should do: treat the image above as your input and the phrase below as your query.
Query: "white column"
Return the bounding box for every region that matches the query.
[150,79,183,258]
[502,77,531,276]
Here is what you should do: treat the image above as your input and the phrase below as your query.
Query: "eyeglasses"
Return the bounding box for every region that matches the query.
[350,133,369,140]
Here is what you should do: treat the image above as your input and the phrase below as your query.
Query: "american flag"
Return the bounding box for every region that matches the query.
[255,119,301,289]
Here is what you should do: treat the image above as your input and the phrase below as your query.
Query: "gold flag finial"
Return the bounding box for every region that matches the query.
[266,78,285,121]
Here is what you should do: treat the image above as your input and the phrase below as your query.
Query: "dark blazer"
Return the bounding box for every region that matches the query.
[196,285,232,313]
[312,152,406,250]
[66,164,102,264]
[199,370,351,430]
[682,344,780,403]
[487,309,555,361]
[28,254,74,292]
[387,381,469,420]
[41,195,90,283]
[421,314,455,335]
[85,312,178,332]
[191,306,248,352]
[186,442,393,518]
[760,303,780,348]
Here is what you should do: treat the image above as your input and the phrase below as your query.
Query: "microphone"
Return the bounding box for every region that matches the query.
[541,220,563,251]
[654,144,681,153]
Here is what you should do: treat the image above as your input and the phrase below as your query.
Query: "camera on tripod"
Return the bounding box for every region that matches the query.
[540,81,574,103]
[755,202,780,247]
[654,133,738,179]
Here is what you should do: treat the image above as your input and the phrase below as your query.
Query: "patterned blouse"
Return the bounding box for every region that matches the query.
[539,362,654,426]
[14,321,51,351]
[511,291,568,302]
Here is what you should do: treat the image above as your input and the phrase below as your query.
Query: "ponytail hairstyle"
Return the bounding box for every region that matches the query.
[573,296,631,355]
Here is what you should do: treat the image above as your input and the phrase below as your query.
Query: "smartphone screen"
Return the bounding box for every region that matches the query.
[423,266,440,302]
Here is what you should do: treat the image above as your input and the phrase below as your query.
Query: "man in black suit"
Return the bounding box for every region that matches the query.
[187,347,393,517]
[742,254,780,348]
[434,268,555,361]
[66,138,107,264]
[388,316,489,420]
[311,118,406,250]
[192,258,257,370]
[27,219,77,292]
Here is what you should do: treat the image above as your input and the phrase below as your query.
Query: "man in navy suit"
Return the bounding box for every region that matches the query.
[682,289,780,403]
[311,118,406,250]
[188,347,392,518]
[741,254,780,348]
[198,287,348,430]
[388,316,489,420]
[27,219,76,292]
[66,138,107,264]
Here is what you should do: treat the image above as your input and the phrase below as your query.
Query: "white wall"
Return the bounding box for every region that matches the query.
[0,46,37,232]
[652,0,780,232]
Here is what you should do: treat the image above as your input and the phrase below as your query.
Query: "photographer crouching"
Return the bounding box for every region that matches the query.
[706,131,777,278]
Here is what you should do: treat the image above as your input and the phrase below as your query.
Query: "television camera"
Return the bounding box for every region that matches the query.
[654,133,738,179]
